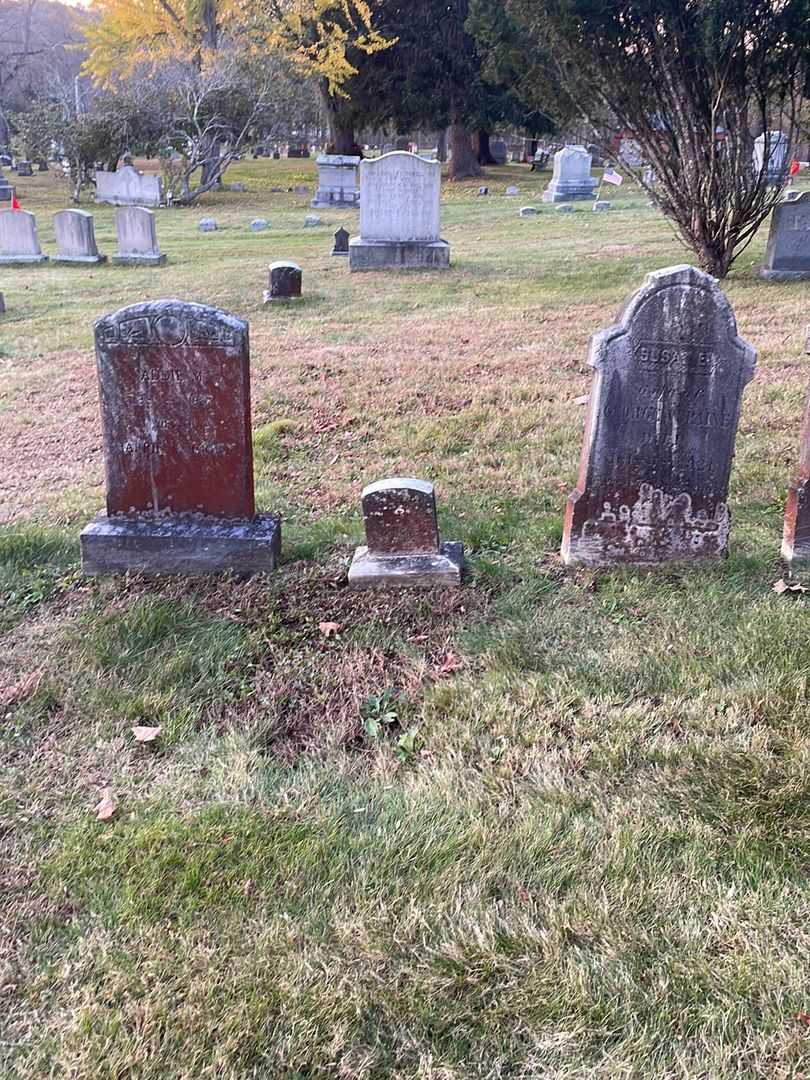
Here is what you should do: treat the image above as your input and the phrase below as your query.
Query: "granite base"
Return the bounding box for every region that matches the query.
[81,512,281,576]
[348,541,463,589]
[54,254,108,265]
[757,266,810,282]
[112,253,167,266]
[348,238,450,271]
[0,253,48,264]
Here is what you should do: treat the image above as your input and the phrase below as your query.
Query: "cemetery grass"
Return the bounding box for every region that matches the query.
[4,162,810,1079]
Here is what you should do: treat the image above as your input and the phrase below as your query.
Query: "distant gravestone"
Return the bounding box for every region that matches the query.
[80,299,281,575]
[15,160,33,177]
[754,131,788,185]
[250,218,269,231]
[0,169,15,202]
[758,191,810,280]
[505,185,519,196]
[311,154,361,208]
[782,329,810,564]
[304,214,321,227]
[293,184,310,195]
[198,218,218,232]
[556,204,573,214]
[332,226,350,256]
[0,208,47,264]
[112,206,166,266]
[561,265,756,566]
[349,151,449,270]
[593,200,611,212]
[95,164,163,207]
[394,136,410,151]
[477,186,489,196]
[618,139,643,167]
[348,478,463,588]
[542,146,598,203]
[54,209,106,264]
[519,206,538,217]
[490,139,508,165]
[264,261,302,302]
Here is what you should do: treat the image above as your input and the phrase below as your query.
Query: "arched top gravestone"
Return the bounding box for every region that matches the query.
[759,191,810,280]
[94,299,254,519]
[358,152,441,242]
[562,265,756,566]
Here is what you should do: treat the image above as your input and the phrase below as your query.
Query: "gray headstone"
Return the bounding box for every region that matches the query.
[490,140,507,165]
[505,186,519,196]
[263,261,302,302]
[519,206,538,217]
[332,226,350,256]
[593,201,611,212]
[293,185,310,195]
[54,209,106,264]
[758,192,810,280]
[304,214,322,227]
[477,186,489,196]
[229,182,246,192]
[348,478,463,588]
[95,164,162,207]
[562,265,756,566]
[542,145,598,202]
[16,160,33,177]
[754,130,788,185]
[250,218,269,231]
[0,208,47,264]
[198,218,218,232]
[112,206,166,266]
[311,154,361,209]
[782,328,810,563]
[80,299,280,576]
[556,204,573,214]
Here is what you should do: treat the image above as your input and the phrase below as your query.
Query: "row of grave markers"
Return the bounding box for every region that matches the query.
[78,264,810,583]
[0,206,164,266]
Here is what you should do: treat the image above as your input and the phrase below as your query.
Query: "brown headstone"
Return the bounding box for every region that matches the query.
[95,299,254,518]
[348,478,462,588]
[782,328,810,563]
[562,265,756,566]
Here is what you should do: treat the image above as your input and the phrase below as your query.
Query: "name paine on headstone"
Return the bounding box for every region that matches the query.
[80,299,281,575]
[781,328,810,563]
[561,265,756,567]
[348,478,463,588]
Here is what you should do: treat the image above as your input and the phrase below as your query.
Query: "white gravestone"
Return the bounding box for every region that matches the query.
[542,145,598,203]
[95,165,163,207]
[54,209,106,264]
[754,131,789,185]
[0,208,48,264]
[112,206,166,266]
[349,151,449,270]
[311,155,360,208]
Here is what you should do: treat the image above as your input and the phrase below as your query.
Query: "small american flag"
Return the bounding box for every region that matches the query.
[602,167,623,186]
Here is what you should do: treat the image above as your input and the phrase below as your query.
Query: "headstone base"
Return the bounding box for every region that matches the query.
[311,192,360,209]
[757,267,810,282]
[542,183,597,203]
[263,290,302,304]
[112,253,167,266]
[348,238,450,271]
[81,512,281,576]
[0,253,48,265]
[54,254,107,265]
[348,541,463,589]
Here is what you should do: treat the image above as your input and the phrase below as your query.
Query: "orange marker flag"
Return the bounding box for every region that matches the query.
[10,194,20,210]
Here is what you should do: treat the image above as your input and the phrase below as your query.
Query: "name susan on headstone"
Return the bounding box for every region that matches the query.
[81,299,281,575]
[758,191,810,280]
[562,265,756,567]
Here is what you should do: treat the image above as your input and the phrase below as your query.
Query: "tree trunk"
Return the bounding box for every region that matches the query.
[321,83,355,154]
[449,119,481,180]
[200,137,223,188]
[474,129,497,166]
[437,128,448,162]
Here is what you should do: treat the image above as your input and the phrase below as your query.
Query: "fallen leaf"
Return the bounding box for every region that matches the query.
[95,788,117,822]
[436,652,462,677]
[0,669,43,710]
[132,725,162,743]
[319,621,340,638]
[573,394,590,406]
[797,1011,810,1027]
[773,578,807,595]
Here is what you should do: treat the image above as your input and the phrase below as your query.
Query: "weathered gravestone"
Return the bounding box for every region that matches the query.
[264,261,302,302]
[349,152,449,271]
[781,329,810,564]
[542,145,598,203]
[15,160,33,177]
[0,168,14,201]
[95,164,163,207]
[0,208,47,264]
[758,191,810,280]
[311,155,361,208]
[348,478,463,588]
[250,218,269,231]
[112,206,166,266]
[198,218,218,232]
[753,130,788,185]
[332,226,350,256]
[54,209,106,264]
[80,299,281,575]
[490,139,508,165]
[561,265,756,566]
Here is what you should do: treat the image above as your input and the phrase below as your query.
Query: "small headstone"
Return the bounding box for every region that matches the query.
[754,130,788,185]
[519,206,538,217]
[0,208,48,264]
[311,154,361,208]
[348,478,463,588]
[490,140,508,165]
[394,136,410,151]
[95,164,162,207]
[263,261,302,303]
[54,209,106,264]
[593,200,611,212]
[293,185,310,195]
[332,226,350,256]
[561,265,756,567]
[505,185,519,196]
[0,169,15,202]
[556,204,573,214]
[758,191,810,280]
[229,182,246,192]
[250,218,269,231]
[15,160,33,177]
[272,151,280,160]
[80,299,281,576]
[198,218,218,232]
[781,329,810,563]
[542,145,598,203]
[304,214,321,227]
[477,186,489,196]
[112,206,166,266]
